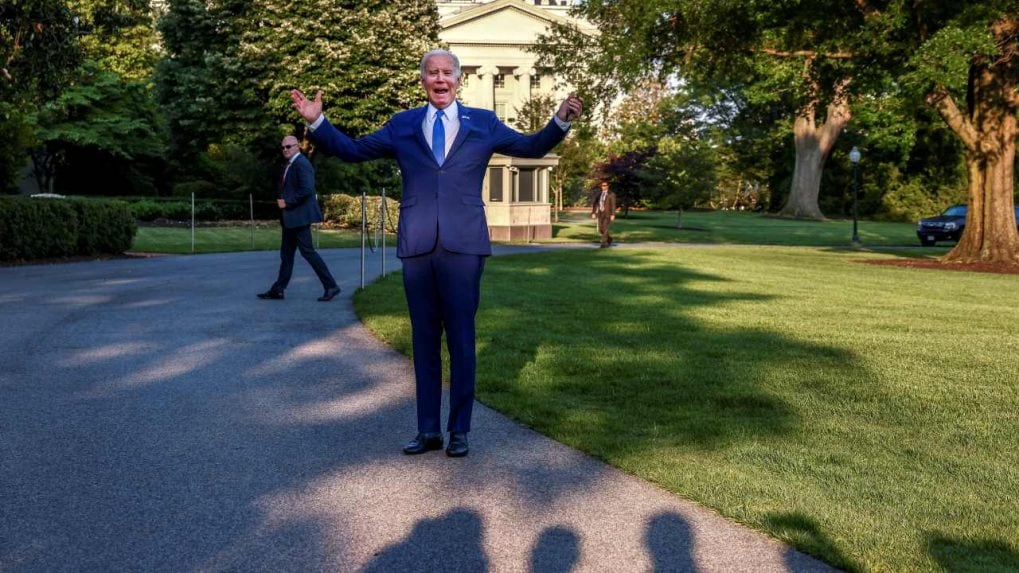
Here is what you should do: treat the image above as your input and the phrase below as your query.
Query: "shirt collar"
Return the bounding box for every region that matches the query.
[426,101,458,120]
[287,152,301,165]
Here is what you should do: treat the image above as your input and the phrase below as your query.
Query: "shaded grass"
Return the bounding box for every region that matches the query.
[354,246,1019,572]
[131,226,363,254]
[131,210,940,254]
[549,210,935,248]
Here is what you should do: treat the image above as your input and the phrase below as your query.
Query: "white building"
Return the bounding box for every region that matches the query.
[438,0,594,240]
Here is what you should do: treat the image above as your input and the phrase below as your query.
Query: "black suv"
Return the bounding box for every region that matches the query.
[917,204,1019,246]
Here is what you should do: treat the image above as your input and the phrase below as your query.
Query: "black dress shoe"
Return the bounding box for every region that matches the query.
[257,289,284,300]
[317,286,341,302]
[446,432,469,457]
[403,432,443,455]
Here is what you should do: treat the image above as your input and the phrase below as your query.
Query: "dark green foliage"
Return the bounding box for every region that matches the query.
[0,0,81,102]
[320,194,399,232]
[69,198,137,254]
[0,0,82,190]
[36,64,168,196]
[155,0,440,193]
[0,105,36,192]
[314,157,402,200]
[0,196,135,260]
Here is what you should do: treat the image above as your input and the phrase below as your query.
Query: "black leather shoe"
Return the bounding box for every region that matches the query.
[257,289,284,300]
[446,432,469,457]
[317,286,341,302]
[403,432,443,455]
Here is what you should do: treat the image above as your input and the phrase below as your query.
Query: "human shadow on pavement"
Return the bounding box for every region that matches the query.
[645,512,698,572]
[926,532,1019,572]
[361,508,487,573]
[529,525,581,573]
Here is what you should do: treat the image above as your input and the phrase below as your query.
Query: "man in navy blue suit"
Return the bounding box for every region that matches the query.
[257,135,341,302]
[291,49,582,457]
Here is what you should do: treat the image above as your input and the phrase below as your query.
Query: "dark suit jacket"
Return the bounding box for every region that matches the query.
[279,153,324,229]
[308,104,567,258]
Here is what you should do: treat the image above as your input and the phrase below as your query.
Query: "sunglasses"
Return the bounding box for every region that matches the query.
[281,144,297,150]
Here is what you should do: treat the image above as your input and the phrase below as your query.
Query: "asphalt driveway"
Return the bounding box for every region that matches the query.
[0,246,836,572]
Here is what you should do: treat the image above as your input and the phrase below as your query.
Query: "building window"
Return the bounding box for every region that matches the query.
[488,168,503,202]
[461,72,469,87]
[493,74,505,88]
[518,168,536,202]
[530,74,541,89]
[495,103,508,122]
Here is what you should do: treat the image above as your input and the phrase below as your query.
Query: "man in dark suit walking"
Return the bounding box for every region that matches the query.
[291,49,582,457]
[591,180,616,248]
[257,135,341,302]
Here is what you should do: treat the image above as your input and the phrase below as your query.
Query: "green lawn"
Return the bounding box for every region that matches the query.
[548,209,929,247]
[353,246,1019,572]
[131,210,937,254]
[131,225,364,254]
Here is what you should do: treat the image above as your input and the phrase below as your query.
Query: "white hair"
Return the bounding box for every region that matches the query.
[420,49,461,79]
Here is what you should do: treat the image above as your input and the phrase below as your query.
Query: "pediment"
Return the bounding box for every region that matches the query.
[441,0,587,44]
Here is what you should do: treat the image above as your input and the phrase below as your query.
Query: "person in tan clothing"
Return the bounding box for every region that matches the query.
[591,180,616,248]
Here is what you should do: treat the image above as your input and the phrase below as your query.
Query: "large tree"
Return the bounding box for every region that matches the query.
[156,0,439,182]
[894,1,1018,265]
[0,0,81,191]
[534,0,880,220]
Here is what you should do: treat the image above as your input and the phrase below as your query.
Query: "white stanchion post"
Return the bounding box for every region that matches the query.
[360,191,367,290]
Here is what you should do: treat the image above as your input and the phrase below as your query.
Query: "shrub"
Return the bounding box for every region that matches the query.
[0,197,135,261]
[172,180,219,198]
[320,193,399,232]
[876,177,966,223]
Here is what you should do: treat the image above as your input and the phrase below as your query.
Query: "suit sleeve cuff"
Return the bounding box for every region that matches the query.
[308,114,325,131]
[552,115,571,131]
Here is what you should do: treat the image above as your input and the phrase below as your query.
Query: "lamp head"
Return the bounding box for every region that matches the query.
[849,146,861,164]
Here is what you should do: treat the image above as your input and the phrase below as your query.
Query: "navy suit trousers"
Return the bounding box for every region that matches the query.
[401,243,485,434]
[272,224,337,292]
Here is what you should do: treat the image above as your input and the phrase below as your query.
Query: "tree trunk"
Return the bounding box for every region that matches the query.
[777,78,852,220]
[929,26,1019,266]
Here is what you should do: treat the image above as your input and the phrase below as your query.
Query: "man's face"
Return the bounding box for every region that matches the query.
[600,183,609,193]
[281,137,299,160]
[421,54,459,110]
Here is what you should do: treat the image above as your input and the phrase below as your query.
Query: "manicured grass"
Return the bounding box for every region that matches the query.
[131,210,938,254]
[549,209,930,248]
[354,246,1019,572]
[131,225,364,254]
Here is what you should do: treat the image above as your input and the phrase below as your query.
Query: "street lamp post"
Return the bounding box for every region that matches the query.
[849,146,861,246]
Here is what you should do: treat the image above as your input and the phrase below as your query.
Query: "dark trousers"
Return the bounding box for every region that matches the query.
[597,215,613,246]
[401,243,485,434]
[272,224,337,292]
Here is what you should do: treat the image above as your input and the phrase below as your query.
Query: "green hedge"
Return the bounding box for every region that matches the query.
[321,194,399,232]
[0,197,137,261]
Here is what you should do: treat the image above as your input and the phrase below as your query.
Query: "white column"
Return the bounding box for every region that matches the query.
[513,66,536,120]
[477,65,499,111]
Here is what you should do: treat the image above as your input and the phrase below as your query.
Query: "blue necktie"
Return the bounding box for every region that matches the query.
[432,110,445,165]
